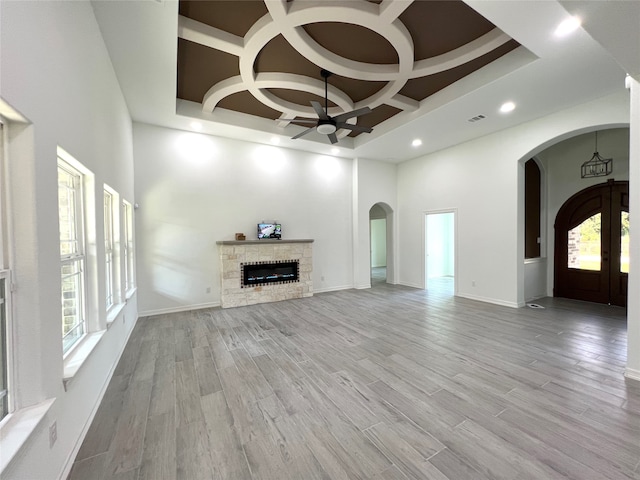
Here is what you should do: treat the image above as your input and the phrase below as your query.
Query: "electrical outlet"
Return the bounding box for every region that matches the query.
[49,422,57,448]
[472,281,476,287]
[206,287,211,294]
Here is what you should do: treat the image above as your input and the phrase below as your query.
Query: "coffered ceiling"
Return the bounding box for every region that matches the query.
[91,0,637,162]
[177,0,520,142]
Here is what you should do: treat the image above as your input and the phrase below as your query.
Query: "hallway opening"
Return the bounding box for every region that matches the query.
[425,211,456,296]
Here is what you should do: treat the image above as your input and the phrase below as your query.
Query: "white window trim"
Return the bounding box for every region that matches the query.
[104,189,115,311]
[0,107,59,477]
[0,119,14,422]
[58,158,88,355]
[104,185,124,325]
[0,398,55,474]
[0,272,10,420]
[123,200,136,297]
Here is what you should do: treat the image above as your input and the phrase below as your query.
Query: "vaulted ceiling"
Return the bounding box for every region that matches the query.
[91,0,638,162]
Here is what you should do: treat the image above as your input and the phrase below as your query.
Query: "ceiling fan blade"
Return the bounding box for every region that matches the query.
[336,123,373,134]
[311,101,329,120]
[328,132,338,144]
[333,106,372,123]
[280,119,318,124]
[291,126,317,140]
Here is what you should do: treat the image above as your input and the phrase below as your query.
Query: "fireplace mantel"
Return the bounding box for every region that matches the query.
[216,239,314,246]
[217,239,313,308]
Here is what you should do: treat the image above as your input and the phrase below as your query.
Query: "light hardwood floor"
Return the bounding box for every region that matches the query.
[69,283,640,480]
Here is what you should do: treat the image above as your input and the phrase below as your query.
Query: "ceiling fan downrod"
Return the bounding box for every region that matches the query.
[321,69,331,114]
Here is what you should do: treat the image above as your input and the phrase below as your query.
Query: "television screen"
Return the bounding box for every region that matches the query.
[257,223,282,239]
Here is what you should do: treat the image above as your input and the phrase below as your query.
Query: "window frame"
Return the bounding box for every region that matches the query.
[123,200,135,296]
[0,272,10,421]
[58,157,88,356]
[0,119,13,422]
[103,189,115,311]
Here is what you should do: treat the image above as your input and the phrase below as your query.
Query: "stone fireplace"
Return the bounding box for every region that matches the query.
[217,239,313,308]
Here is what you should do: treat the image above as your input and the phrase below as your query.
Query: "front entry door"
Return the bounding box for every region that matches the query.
[554,180,629,306]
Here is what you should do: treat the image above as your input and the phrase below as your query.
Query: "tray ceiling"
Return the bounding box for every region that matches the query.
[177,0,520,143]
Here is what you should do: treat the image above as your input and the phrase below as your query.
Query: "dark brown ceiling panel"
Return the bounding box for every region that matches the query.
[218,91,282,120]
[268,89,336,110]
[399,40,520,101]
[400,1,495,60]
[302,22,398,65]
[326,75,387,104]
[179,1,267,37]
[255,34,322,77]
[177,38,239,103]
[347,104,401,137]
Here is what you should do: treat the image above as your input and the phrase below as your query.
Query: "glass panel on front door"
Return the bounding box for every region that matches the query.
[621,211,629,273]
[568,213,601,271]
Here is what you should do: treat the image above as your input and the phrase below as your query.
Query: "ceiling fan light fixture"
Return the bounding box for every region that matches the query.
[286,69,373,144]
[317,122,337,135]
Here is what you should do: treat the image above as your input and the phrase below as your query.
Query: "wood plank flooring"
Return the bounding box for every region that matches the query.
[69,283,640,480]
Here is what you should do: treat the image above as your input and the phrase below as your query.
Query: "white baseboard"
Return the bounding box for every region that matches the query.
[314,284,354,294]
[397,281,423,289]
[139,301,220,317]
[624,368,640,382]
[525,294,547,303]
[456,293,520,309]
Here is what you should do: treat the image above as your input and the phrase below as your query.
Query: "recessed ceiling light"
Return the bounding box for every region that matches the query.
[331,147,339,155]
[190,121,202,131]
[412,139,422,147]
[500,101,516,113]
[270,136,280,145]
[555,16,581,37]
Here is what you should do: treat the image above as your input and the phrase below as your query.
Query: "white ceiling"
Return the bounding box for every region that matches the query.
[91,0,639,163]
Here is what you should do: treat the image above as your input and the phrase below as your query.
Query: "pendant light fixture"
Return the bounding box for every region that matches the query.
[581,131,612,178]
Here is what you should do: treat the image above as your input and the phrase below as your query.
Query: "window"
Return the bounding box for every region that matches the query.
[0,121,10,421]
[104,189,114,310]
[58,159,87,354]
[568,213,601,271]
[621,211,629,274]
[0,274,8,420]
[123,200,135,294]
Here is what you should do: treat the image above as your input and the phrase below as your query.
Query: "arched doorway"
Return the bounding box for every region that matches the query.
[554,180,628,306]
[369,203,392,285]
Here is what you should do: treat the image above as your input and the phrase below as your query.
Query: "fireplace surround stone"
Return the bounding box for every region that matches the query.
[217,239,313,308]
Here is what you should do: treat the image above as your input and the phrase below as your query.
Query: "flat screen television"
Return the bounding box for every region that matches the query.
[257,223,282,239]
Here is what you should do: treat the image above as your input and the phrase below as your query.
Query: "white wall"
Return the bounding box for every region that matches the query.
[353,159,398,288]
[132,123,355,313]
[625,75,640,380]
[0,2,137,478]
[537,127,630,295]
[399,135,517,302]
[397,92,630,307]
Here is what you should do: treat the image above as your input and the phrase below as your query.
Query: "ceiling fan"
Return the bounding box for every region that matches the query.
[283,69,373,144]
